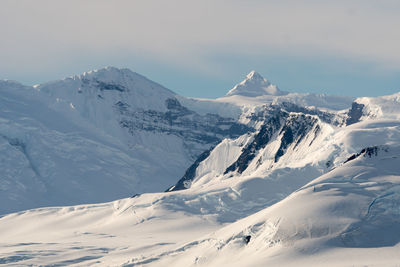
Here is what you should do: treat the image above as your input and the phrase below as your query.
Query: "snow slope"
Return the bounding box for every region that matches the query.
[0,67,250,214]
[354,92,400,120]
[152,145,400,267]
[0,92,399,266]
[0,79,181,214]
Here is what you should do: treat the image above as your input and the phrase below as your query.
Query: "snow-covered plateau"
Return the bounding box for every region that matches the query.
[0,67,399,266]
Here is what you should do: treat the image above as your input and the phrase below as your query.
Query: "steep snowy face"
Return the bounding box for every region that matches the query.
[37,66,176,113]
[1,77,190,214]
[226,71,288,97]
[345,92,400,126]
[225,112,320,174]
[36,67,250,158]
[168,103,337,191]
[350,92,400,121]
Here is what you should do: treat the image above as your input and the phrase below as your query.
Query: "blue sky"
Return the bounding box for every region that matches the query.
[1,0,399,98]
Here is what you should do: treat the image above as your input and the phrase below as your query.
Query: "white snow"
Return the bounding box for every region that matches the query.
[355,92,400,120]
[226,71,288,97]
[220,71,354,112]
[216,92,354,112]
[0,67,399,266]
[155,146,400,267]
[0,67,225,214]
[1,141,399,266]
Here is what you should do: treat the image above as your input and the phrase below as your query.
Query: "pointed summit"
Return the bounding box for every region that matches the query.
[226,71,287,97]
[245,70,264,81]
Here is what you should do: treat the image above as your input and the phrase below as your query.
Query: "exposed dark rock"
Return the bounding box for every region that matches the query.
[344,146,382,164]
[325,160,332,168]
[167,102,332,190]
[275,127,294,162]
[309,124,321,146]
[96,81,126,92]
[346,102,365,125]
[114,101,130,112]
[116,98,252,146]
[224,111,286,174]
[224,110,320,174]
[167,147,214,191]
[0,135,41,178]
[275,114,318,163]
[279,102,338,125]
[344,153,359,163]
[362,146,379,157]
[246,102,339,126]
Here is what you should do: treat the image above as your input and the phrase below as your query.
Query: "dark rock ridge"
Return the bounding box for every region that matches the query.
[166,146,215,191]
[225,111,320,174]
[274,114,319,163]
[223,103,328,175]
[115,97,252,154]
[79,78,127,92]
[97,81,126,92]
[344,146,386,164]
[224,110,286,174]
[246,102,340,126]
[168,103,327,191]
[346,102,365,125]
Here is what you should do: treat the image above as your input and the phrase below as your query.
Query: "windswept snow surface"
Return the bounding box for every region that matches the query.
[0,90,399,266]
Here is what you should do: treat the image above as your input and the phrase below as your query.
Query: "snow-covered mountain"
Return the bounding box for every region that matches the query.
[0,92,399,266]
[0,67,399,266]
[0,67,251,214]
[0,68,356,214]
[218,72,353,111]
[226,70,287,97]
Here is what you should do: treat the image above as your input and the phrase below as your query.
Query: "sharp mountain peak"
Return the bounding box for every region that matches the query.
[226,70,288,97]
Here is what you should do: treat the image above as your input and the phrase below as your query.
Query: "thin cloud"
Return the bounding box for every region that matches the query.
[1,0,400,79]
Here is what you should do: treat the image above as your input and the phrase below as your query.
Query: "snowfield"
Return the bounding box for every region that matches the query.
[0,67,399,266]
[152,146,400,267]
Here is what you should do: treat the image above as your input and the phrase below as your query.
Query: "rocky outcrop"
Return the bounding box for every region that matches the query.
[116,98,252,147]
[346,102,365,125]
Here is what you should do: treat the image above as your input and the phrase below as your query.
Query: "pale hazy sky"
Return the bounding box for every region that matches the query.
[1,0,400,98]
